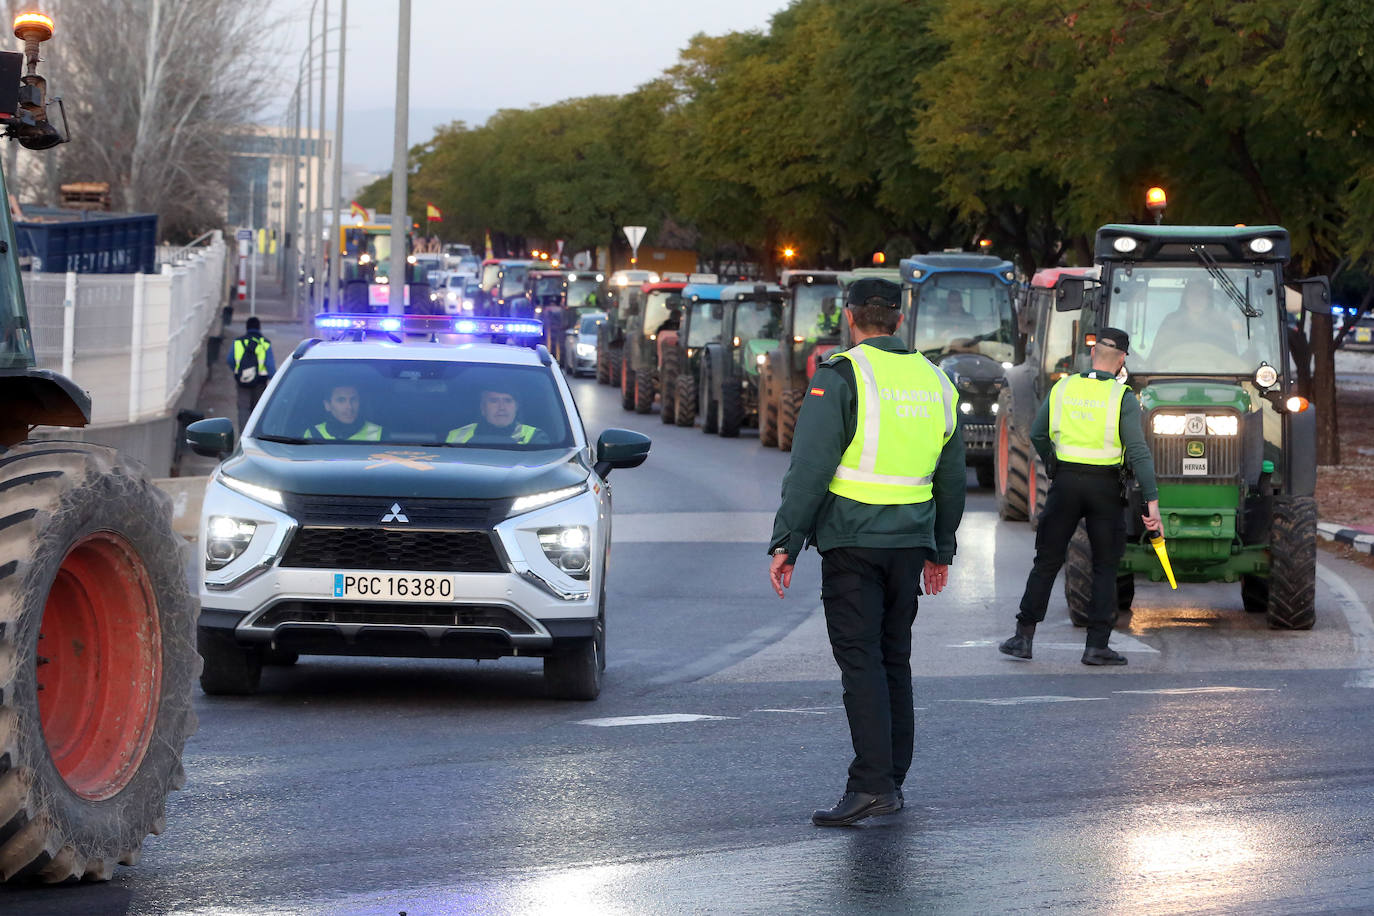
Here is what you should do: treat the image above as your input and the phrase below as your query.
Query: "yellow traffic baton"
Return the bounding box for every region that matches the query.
[1149,535,1177,589]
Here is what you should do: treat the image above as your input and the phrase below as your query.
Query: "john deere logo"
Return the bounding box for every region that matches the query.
[1187,441,1205,458]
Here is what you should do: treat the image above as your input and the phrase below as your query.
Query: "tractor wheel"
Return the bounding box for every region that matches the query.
[634,372,654,414]
[596,346,610,384]
[197,627,263,695]
[674,372,697,427]
[760,394,779,448]
[620,363,636,411]
[995,402,1031,521]
[719,384,744,438]
[700,365,719,434]
[544,614,603,700]
[1065,523,1093,628]
[607,348,622,390]
[975,460,994,489]
[1241,575,1268,613]
[1266,496,1317,630]
[778,387,804,452]
[1115,574,1135,629]
[0,442,197,883]
[660,362,679,425]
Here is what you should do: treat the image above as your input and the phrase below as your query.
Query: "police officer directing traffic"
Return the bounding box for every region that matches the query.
[768,277,966,828]
[998,327,1162,666]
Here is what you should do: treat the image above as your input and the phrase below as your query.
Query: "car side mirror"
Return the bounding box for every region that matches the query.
[594,428,651,477]
[1055,276,1095,312]
[1297,276,1331,313]
[186,417,236,458]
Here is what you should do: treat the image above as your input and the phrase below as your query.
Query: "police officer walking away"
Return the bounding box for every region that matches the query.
[768,277,966,827]
[998,328,1162,666]
[229,316,276,433]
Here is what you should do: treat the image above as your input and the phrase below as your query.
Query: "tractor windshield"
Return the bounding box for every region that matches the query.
[499,266,528,299]
[792,283,842,340]
[532,276,563,299]
[686,300,722,348]
[1106,265,1282,375]
[566,278,600,308]
[733,300,783,347]
[912,273,1015,362]
[641,291,683,338]
[0,161,30,368]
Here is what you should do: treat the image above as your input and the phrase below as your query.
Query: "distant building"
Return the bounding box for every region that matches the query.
[226,124,334,268]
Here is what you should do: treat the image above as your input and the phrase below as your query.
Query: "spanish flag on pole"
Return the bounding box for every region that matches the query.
[484,230,494,260]
[349,200,368,222]
[426,203,442,222]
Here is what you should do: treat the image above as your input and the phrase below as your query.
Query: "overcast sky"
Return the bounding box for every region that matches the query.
[276,0,791,168]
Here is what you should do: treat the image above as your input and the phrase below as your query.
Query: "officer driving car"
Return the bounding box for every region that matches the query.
[447,381,550,445]
[303,384,383,440]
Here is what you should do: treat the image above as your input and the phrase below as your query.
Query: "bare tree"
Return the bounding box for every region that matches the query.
[51,0,277,238]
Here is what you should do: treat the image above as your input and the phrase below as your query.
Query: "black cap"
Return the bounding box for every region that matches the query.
[846,277,900,309]
[246,316,261,332]
[1096,326,1130,355]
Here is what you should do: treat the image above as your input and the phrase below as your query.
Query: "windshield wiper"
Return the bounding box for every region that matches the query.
[255,434,313,445]
[1191,245,1262,321]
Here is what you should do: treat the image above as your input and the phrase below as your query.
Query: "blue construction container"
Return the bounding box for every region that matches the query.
[14,209,158,274]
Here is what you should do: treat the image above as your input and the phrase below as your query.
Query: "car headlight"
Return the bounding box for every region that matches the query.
[206,516,256,570]
[537,525,591,579]
[220,474,285,509]
[577,343,596,358]
[510,482,587,515]
[1205,415,1239,436]
[1151,414,1188,436]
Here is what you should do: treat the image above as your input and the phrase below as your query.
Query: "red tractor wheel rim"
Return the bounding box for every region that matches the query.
[1027,458,1038,517]
[37,532,162,801]
[996,417,1010,496]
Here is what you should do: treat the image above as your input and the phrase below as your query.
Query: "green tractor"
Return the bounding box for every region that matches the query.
[666,282,727,429]
[760,270,844,450]
[0,12,196,882]
[1054,223,1330,629]
[697,282,787,438]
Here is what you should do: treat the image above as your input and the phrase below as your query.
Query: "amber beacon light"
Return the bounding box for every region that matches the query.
[1145,186,1167,223]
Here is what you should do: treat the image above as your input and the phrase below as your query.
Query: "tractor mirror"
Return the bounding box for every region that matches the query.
[1297,276,1331,313]
[186,417,236,458]
[594,428,651,477]
[1055,277,1094,312]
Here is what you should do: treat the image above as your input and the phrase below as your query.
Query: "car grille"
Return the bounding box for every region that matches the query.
[255,601,534,633]
[1149,411,1241,481]
[280,528,505,572]
[282,494,504,528]
[963,422,995,451]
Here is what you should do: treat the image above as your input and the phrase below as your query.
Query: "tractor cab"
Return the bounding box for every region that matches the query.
[620,280,687,414]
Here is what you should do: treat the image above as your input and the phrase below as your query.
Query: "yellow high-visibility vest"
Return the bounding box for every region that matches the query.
[303,421,383,441]
[1048,373,1127,465]
[446,423,537,444]
[826,344,958,505]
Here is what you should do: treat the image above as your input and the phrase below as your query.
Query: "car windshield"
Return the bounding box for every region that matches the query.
[792,283,842,339]
[642,290,682,337]
[254,359,573,449]
[912,273,1015,361]
[578,313,605,335]
[447,275,467,288]
[567,279,600,308]
[733,300,783,343]
[1106,264,1283,375]
[500,266,528,298]
[687,300,722,347]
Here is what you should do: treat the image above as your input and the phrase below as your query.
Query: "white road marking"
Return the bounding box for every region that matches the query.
[949,696,1107,706]
[754,705,844,716]
[575,714,738,727]
[1315,561,1374,688]
[1113,687,1277,696]
[613,512,775,544]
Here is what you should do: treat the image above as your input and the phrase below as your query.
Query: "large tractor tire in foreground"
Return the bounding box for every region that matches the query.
[778,387,804,451]
[1064,523,1133,629]
[674,372,697,427]
[0,442,197,883]
[994,395,1033,520]
[1266,496,1317,630]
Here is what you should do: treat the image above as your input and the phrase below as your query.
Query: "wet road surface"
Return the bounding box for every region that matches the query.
[8,375,1374,914]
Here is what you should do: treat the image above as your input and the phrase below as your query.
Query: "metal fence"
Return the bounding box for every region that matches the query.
[26,232,228,427]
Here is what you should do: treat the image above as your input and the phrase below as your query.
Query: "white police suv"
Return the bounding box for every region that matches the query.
[186,314,650,700]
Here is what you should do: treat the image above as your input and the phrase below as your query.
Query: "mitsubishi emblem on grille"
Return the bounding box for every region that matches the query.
[380,503,409,524]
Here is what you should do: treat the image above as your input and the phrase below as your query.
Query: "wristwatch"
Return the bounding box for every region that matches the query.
[771,547,790,557]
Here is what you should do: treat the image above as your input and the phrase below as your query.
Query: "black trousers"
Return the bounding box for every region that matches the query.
[236,382,266,433]
[1017,467,1126,648]
[820,545,925,795]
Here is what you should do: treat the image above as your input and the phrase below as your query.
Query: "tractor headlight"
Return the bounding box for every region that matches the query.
[1113,236,1139,253]
[991,402,1000,414]
[756,353,767,367]
[205,516,256,570]
[1255,364,1278,389]
[1151,414,1188,436]
[538,526,591,579]
[1249,237,1274,255]
[959,401,972,415]
[1205,415,1239,436]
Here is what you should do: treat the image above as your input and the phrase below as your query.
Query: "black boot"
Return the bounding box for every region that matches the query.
[1082,646,1127,666]
[998,622,1036,659]
[811,791,900,827]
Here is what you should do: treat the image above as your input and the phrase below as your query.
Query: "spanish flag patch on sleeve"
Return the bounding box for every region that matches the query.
[809,387,825,397]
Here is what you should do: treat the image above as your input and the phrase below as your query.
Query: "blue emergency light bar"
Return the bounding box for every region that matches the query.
[313,313,543,338]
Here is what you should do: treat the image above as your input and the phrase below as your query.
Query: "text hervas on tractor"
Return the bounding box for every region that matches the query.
[697,282,787,438]
[1054,222,1330,630]
[619,280,686,414]
[760,270,844,450]
[665,282,727,429]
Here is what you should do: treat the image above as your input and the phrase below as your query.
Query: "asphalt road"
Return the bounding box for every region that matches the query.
[9,373,1374,915]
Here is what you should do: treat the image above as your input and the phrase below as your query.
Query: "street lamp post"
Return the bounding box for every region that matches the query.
[302,1,317,314]
[315,1,329,309]
[330,0,347,312]
[388,0,410,316]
